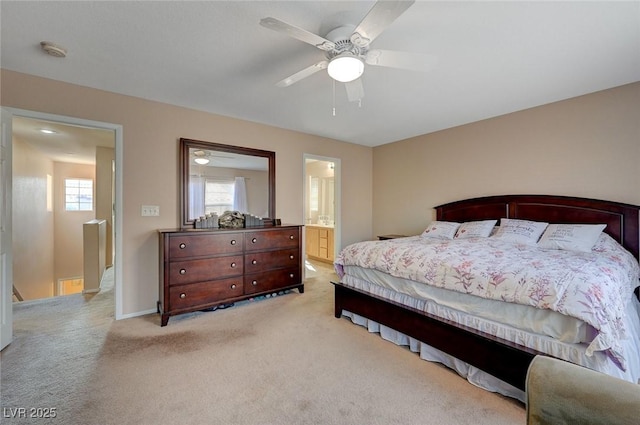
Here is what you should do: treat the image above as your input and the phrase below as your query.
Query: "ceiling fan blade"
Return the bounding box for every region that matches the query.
[365,49,438,72]
[345,79,365,103]
[350,0,415,48]
[260,17,336,51]
[276,61,328,87]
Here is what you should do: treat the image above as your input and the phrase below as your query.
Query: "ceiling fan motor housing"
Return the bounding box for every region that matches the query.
[324,26,367,60]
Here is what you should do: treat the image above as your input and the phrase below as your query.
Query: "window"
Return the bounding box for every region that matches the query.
[65,178,93,211]
[204,178,234,215]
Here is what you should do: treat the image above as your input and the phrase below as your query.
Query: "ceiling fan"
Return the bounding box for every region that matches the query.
[259,0,437,103]
[191,150,236,165]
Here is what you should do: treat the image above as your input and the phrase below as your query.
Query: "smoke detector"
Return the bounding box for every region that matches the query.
[40,41,67,58]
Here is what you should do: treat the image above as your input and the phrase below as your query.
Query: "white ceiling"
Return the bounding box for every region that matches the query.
[12,116,114,165]
[2,1,639,148]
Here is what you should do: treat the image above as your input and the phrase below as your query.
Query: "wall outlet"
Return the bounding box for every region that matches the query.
[141,205,160,217]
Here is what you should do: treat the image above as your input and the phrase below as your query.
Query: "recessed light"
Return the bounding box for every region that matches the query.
[39,129,57,134]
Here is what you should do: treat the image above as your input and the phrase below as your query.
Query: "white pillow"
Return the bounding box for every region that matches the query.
[538,224,607,252]
[454,220,498,239]
[422,221,460,240]
[493,218,549,245]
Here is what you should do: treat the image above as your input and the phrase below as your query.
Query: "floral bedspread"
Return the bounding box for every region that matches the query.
[334,234,640,370]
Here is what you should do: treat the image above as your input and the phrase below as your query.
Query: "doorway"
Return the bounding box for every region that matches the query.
[4,108,123,337]
[303,154,341,273]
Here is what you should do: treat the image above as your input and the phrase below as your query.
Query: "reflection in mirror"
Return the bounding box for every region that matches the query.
[180,138,275,228]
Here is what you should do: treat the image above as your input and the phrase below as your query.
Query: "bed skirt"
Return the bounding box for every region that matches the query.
[342,309,532,402]
[337,270,640,400]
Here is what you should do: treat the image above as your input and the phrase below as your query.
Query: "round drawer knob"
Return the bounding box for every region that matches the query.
[179,269,186,275]
[252,259,257,265]
[252,237,257,243]
[289,235,294,240]
[252,280,258,286]
[289,255,294,260]
[231,284,237,289]
[179,243,186,249]
[231,262,236,268]
[289,273,294,278]
[230,240,236,245]
[179,293,186,299]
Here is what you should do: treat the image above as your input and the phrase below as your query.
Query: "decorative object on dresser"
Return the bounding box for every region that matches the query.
[218,210,245,228]
[158,225,303,326]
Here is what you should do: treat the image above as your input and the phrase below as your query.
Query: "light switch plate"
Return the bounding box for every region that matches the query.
[141,205,160,216]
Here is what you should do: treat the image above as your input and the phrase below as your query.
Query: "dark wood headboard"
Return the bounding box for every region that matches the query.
[435,195,640,259]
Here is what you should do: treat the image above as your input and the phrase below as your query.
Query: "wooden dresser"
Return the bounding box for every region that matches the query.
[158,225,303,326]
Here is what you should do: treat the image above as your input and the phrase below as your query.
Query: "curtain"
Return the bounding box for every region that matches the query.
[233,177,248,213]
[189,176,205,219]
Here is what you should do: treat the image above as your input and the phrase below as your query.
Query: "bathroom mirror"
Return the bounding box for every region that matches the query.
[180,138,275,228]
[305,159,335,227]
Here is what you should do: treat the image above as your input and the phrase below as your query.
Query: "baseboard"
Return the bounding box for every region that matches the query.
[118,308,157,320]
[82,288,100,294]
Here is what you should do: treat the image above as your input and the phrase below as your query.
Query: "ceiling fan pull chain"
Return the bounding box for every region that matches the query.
[332,79,336,116]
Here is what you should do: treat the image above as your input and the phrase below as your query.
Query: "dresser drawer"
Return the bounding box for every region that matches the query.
[169,255,243,285]
[169,278,243,310]
[245,228,300,252]
[168,233,243,258]
[244,268,301,295]
[244,248,299,273]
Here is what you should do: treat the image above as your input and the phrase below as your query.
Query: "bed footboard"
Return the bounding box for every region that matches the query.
[333,281,541,391]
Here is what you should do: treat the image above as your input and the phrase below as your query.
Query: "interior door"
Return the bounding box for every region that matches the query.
[0,108,13,351]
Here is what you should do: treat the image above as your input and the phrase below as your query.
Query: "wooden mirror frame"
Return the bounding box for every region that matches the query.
[179,138,276,228]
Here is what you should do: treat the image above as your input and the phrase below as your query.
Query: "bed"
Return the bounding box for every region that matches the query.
[332,194,640,401]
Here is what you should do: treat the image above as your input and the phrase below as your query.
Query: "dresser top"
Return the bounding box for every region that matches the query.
[158,224,303,234]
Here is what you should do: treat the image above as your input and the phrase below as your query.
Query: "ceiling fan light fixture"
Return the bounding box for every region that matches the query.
[327,55,364,83]
[194,158,209,165]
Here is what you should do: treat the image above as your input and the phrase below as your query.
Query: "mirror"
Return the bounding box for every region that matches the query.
[180,138,275,228]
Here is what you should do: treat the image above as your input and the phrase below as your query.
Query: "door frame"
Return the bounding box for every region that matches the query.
[1,108,13,350]
[303,153,341,262]
[5,107,124,320]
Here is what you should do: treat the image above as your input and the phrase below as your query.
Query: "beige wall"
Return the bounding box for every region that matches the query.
[372,82,640,237]
[53,162,95,283]
[12,137,54,300]
[1,69,373,317]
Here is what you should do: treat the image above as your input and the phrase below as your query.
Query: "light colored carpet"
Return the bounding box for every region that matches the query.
[1,261,524,424]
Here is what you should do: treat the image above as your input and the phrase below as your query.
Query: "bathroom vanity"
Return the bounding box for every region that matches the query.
[305,225,334,263]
